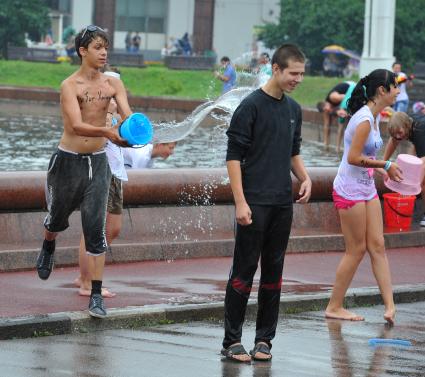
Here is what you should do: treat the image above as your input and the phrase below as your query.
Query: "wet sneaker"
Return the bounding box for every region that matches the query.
[420,216,425,227]
[36,242,55,280]
[89,293,107,318]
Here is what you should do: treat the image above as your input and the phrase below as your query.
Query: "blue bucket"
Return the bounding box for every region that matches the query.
[118,113,153,146]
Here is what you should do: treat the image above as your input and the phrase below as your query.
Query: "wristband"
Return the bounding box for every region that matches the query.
[384,160,392,171]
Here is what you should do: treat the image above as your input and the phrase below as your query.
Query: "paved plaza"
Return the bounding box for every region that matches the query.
[1,302,424,377]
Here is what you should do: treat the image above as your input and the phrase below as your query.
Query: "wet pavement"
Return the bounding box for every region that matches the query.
[1,249,425,318]
[0,302,424,377]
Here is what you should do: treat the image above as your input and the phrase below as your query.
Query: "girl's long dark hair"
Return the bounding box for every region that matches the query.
[347,69,397,115]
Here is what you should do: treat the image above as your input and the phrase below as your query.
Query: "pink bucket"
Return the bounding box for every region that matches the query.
[384,154,424,195]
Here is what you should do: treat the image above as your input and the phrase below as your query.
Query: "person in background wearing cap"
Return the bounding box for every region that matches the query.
[392,62,412,112]
[384,106,425,226]
[35,26,133,319]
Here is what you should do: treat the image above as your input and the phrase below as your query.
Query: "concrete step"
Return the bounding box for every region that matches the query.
[1,225,424,272]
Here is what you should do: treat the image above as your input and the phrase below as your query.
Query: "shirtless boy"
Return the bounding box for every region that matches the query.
[36,26,131,318]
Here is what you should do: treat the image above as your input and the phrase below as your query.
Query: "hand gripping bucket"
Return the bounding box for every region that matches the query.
[119,113,153,146]
[384,154,424,195]
[383,193,416,230]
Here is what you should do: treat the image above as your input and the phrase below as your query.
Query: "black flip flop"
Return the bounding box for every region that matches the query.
[250,342,272,361]
[221,343,251,363]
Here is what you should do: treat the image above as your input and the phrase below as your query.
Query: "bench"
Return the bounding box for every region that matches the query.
[108,52,145,67]
[7,46,59,63]
[163,56,216,70]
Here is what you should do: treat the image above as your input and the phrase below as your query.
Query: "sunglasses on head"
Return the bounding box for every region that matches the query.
[81,25,104,40]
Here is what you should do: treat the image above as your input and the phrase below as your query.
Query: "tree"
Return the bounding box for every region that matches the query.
[258,0,364,73]
[258,0,425,73]
[394,0,425,71]
[0,0,50,59]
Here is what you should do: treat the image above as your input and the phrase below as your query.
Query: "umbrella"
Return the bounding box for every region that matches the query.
[342,49,360,61]
[321,45,346,54]
[321,45,360,61]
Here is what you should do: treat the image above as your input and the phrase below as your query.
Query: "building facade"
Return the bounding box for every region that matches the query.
[48,0,279,61]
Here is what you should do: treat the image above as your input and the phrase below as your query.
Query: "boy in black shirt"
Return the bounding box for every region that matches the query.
[222,44,312,362]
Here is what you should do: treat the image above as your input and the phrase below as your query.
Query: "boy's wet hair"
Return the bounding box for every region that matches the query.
[387,111,412,137]
[75,25,110,60]
[220,56,230,63]
[271,44,305,70]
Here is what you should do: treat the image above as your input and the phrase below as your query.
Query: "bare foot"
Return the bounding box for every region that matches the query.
[78,287,116,298]
[325,308,364,321]
[384,307,396,325]
[74,277,82,288]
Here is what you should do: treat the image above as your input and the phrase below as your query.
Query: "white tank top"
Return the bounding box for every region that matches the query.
[333,105,383,200]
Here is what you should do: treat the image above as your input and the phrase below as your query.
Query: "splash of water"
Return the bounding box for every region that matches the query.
[151,51,270,252]
[151,48,273,143]
[151,86,254,143]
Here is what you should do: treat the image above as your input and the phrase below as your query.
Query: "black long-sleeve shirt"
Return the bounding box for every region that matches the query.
[226,88,302,206]
[410,113,425,158]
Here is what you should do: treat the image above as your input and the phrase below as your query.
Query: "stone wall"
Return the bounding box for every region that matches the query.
[0,167,342,270]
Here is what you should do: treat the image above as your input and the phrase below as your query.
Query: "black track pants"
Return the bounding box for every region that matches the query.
[223,204,293,349]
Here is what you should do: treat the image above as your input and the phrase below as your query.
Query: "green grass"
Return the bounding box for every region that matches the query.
[0,59,354,106]
[122,65,221,98]
[0,60,76,89]
[291,75,342,108]
[0,60,221,99]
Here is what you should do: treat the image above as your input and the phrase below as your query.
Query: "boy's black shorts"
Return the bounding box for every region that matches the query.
[44,148,112,255]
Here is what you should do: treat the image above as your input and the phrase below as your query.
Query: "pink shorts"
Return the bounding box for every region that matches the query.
[332,190,379,210]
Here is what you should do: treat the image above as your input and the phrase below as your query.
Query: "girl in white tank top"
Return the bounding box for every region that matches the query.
[325,69,402,325]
